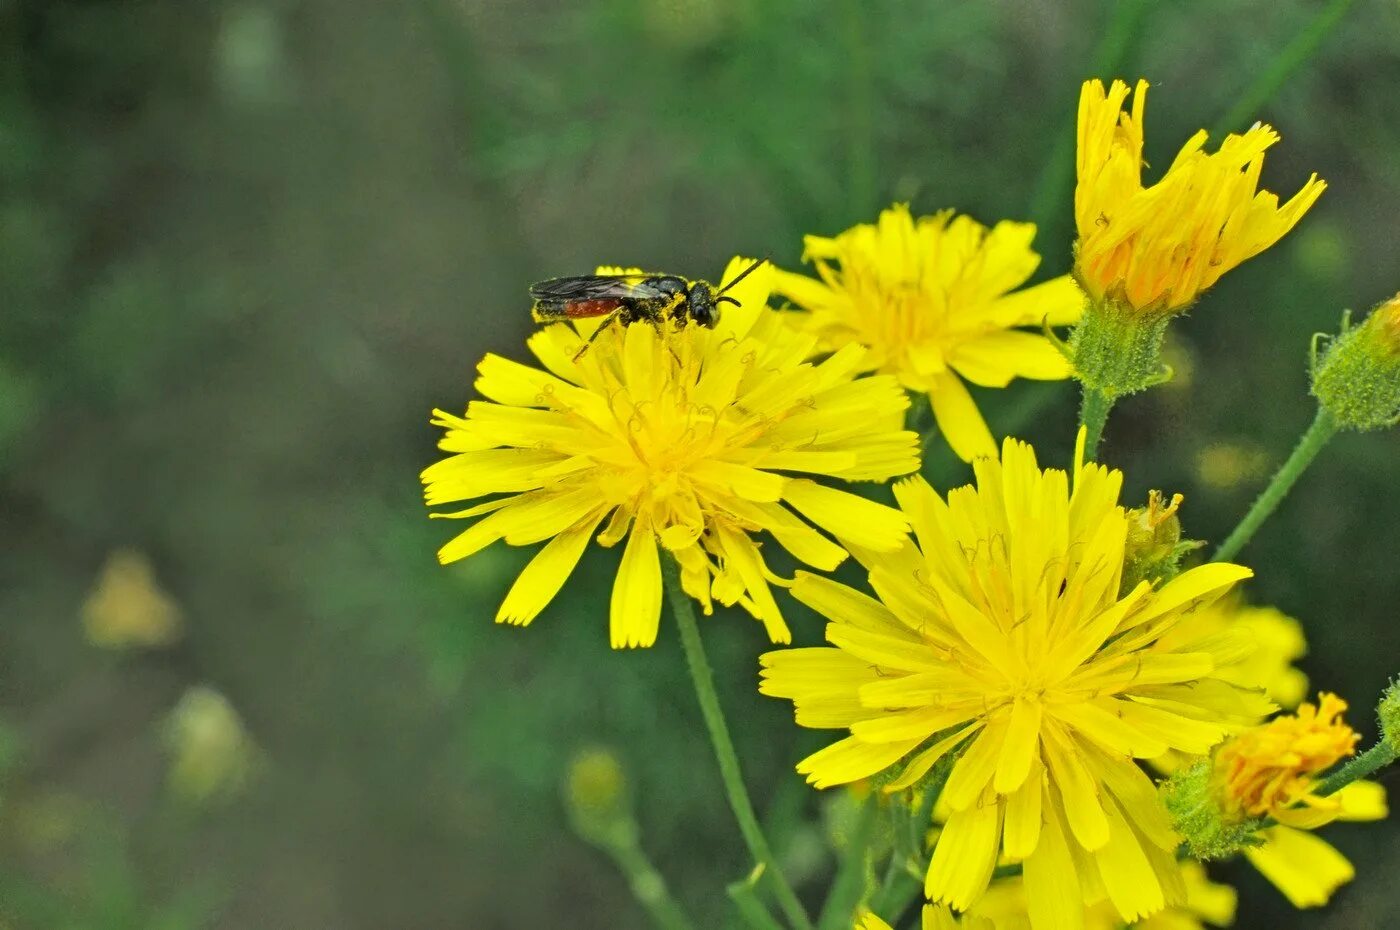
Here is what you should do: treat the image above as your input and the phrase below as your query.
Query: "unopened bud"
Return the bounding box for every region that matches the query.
[1312,295,1400,431]
[1121,491,1201,593]
[1378,679,1400,756]
[565,747,631,844]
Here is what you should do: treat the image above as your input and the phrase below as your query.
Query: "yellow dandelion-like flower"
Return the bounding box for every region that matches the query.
[423,258,919,648]
[1075,78,1325,315]
[772,204,1085,462]
[761,431,1264,927]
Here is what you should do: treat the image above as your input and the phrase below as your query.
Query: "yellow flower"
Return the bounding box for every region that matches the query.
[163,686,259,805]
[761,431,1261,927]
[81,549,183,650]
[423,258,918,648]
[1075,78,1325,315]
[772,205,1085,462]
[1157,598,1308,709]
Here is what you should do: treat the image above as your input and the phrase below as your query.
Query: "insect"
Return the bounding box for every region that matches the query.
[529,258,767,358]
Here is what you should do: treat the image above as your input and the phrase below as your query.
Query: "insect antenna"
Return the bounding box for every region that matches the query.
[714,257,769,296]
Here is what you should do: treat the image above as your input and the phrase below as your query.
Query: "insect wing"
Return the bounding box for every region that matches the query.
[529,275,668,301]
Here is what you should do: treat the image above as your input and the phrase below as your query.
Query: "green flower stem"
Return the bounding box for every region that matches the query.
[663,557,815,930]
[1315,740,1399,798]
[728,870,788,930]
[1078,386,1114,461]
[1212,408,1339,563]
[1210,0,1356,138]
[817,796,879,930]
[597,829,698,930]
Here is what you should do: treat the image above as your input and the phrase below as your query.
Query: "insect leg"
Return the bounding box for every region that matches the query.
[572,307,629,361]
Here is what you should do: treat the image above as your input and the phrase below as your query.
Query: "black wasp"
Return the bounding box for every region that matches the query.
[529,258,767,358]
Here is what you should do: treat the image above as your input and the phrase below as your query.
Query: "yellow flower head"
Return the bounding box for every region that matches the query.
[1214,692,1357,823]
[772,205,1085,462]
[81,549,183,650]
[423,258,919,648]
[761,431,1263,926]
[1075,78,1325,314]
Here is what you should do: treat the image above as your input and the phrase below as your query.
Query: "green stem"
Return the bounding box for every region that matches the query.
[817,797,879,930]
[1210,0,1356,138]
[663,557,815,930]
[601,832,698,930]
[728,870,788,930]
[1212,408,1338,563]
[1315,740,1399,798]
[1078,386,1115,461]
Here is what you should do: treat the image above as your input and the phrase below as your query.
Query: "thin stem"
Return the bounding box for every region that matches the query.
[816,797,879,930]
[1078,385,1115,461]
[1210,0,1356,138]
[1315,740,1399,798]
[663,557,815,930]
[601,832,698,930]
[728,870,788,930]
[1212,408,1339,563]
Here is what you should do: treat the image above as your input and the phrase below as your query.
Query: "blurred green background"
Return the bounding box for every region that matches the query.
[1,0,1398,926]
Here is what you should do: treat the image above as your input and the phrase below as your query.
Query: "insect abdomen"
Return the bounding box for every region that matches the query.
[531,298,624,322]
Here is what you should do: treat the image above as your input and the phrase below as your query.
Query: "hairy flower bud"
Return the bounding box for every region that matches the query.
[1312,295,1400,431]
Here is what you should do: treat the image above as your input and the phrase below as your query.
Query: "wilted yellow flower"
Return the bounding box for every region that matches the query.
[1171,696,1390,909]
[81,549,183,650]
[163,686,259,804]
[772,205,1084,462]
[423,258,918,648]
[762,432,1262,927]
[1216,692,1356,822]
[1075,78,1325,315]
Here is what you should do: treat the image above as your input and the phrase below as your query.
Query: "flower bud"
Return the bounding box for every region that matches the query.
[1120,491,1201,593]
[1312,295,1400,431]
[565,747,632,844]
[1378,678,1400,756]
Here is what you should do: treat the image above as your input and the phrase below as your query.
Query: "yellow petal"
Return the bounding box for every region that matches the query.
[1022,807,1085,930]
[713,255,772,342]
[609,522,662,648]
[1002,760,1044,860]
[927,372,996,463]
[1092,797,1165,923]
[994,697,1044,794]
[1244,826,1354,908]
[496,512,605,625]
[782,479,910,552]
[797,735,922,789]
[988,274,1086,327]
[951,332,1073,388]
[925,788,1002,909]
[1335,779,1388,821]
